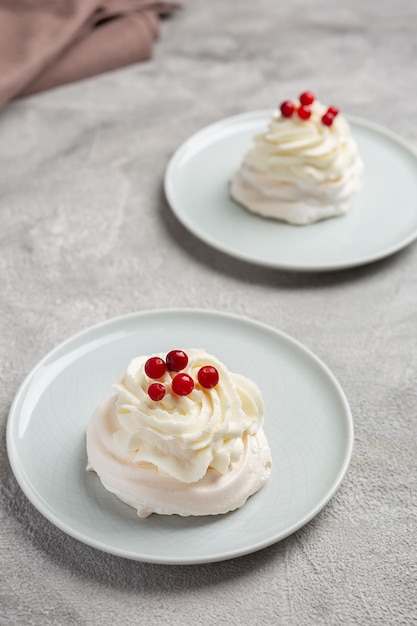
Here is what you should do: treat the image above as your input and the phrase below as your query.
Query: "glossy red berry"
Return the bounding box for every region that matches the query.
[299,91,315,106]
[327,106,339,117]
[145,356,167,379]
[297,105,312,120]
[166,350,188,372]
[172,373,194,396]
[280,100,295,118]
[198,366,219,389]
[148,382,166,401]
[321,112,335,127]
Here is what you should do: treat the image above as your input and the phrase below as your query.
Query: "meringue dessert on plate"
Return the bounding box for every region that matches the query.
[230,91,363,225]
[86,348,272,517]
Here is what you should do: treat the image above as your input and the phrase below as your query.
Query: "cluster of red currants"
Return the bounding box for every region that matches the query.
[144,350,219,401]
[280,91,339,127]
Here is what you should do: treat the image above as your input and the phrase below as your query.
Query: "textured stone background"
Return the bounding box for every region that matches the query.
[1,1,417,624]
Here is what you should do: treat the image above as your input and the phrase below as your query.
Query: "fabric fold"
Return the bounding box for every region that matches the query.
[0,0,181,106]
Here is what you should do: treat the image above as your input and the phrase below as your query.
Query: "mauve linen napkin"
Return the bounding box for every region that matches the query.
[0,0,180,107]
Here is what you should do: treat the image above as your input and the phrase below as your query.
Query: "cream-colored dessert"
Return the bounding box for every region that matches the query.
[230,92,363,225]
[86,348,272,517]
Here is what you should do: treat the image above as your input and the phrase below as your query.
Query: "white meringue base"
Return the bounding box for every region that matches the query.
[86,395,272,518]
[230,170,360,225]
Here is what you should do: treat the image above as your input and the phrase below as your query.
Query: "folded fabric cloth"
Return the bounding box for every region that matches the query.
[0,0,181,107]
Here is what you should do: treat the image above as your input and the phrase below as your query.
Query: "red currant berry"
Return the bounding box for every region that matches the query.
[297,105,312,120]
[148,382,166,401]
[145,356,167,379]
[280,100,295,118]
[197,366,219,389]
[321,112,334,127]
[327,106,339,117]
[172,373,194,396]
[166,350,188,372]
[299,91,315,106]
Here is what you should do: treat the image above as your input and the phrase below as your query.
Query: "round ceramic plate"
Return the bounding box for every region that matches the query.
[7,309,353,564]
[164,110,417,271]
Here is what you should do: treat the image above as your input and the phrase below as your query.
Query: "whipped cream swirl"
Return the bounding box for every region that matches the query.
[231,101,363,224]
[112,349,264,483]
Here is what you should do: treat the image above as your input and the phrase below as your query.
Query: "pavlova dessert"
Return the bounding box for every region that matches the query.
[86,348,272,517]
[230,91,363,225]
